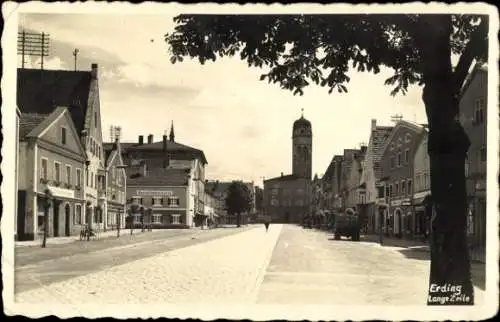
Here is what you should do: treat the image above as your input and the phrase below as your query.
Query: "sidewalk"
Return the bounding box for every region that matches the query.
[15,229,148,248]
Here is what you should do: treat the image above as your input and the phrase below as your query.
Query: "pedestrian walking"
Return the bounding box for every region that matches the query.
[264,215,270,232]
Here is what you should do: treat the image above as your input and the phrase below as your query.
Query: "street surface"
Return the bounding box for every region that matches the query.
[14,225,485,306]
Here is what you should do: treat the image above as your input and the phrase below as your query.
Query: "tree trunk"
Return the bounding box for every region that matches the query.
[237,213,241,227]
[415,15,474,305]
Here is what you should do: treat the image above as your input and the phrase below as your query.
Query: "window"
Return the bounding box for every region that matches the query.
[423,173,429,189]
[90,172,94,188]
[54,162,61,182]
[168,197,180,206]
[61,127,67,145]
[407,179,412,195]
[76,168,82,187]
[401,180,406,195]
[474,98,485,125]
[480,146,486,162]
[395,182,399,196]
[404,149,410,163]
[66,165,71,184]
[153,214,162,223]
[40,158,48,179]
[384,185,390,199]
[416,174,421,191]
[389,184,393,197]
[171,214,181,224]
[95,174,98,189]
[397,152,402,167]
[95,111,98,127]
[74,204,82,225]
[86,169,89,186]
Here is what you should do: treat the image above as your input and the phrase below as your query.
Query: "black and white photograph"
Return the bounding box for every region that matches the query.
[1,2,498,320]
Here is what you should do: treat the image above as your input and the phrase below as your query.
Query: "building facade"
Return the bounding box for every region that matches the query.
[103,138,127,231]
[126,168,190,228]
[379,120,426,238]
[412,131,431,239]
[15,107,21,240]
[17,107,87,240]
[340,148,365,212]
[459,63,487,263]
[358,119,393,233]
[17,63,106,235]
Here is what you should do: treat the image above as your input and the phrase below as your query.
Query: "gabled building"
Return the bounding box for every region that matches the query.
[379,120,426,238]
[412,130,431,239]
[358,119,393,233]
[17,107,87,240]
[17,64,106,233]
[103,138,127,231]
[459,62,487,263]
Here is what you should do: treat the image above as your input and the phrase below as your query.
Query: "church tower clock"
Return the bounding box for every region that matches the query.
[292,110,312,179]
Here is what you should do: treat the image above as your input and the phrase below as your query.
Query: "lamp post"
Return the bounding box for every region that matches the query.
[41,188,53,248]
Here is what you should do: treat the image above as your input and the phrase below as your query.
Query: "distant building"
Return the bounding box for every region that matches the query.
[126,168,190,228]
[17,107,87,240]
[263,112,313,224]
[204,180,255,225]
[459,62,487,263]
[106,126,208,228]
[340,148,366,212]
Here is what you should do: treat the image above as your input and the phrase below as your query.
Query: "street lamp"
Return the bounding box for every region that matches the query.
[41,188,53,248]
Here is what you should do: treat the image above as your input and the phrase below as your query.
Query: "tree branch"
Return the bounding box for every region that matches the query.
[453,17,488,94]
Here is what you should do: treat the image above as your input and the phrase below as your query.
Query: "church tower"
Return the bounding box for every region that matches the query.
[292,110,312,179]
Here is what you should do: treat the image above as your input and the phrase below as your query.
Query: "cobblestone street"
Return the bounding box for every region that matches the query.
[15,224,486,306]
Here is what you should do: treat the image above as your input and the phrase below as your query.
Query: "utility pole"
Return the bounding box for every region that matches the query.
[73,48,79,71]
[17,30,50,69]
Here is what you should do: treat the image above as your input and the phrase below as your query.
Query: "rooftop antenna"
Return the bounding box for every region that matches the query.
[17,30,50,69]
[109,125,115,142]
[73,48,79,71]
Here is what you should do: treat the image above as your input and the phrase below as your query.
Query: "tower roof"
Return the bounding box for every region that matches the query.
[293,109,311,131]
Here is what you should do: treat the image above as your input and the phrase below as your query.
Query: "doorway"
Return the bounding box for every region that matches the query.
[65,204,71,236]
[53,201,60,237]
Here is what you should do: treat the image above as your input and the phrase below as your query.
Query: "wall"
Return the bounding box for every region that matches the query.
[413,133,430,194]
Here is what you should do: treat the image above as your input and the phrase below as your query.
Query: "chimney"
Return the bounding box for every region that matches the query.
[281,172,284,177]
[91,63,98,79]
[371,119,377,132]
[138,135,144,145]
[147,134,153,144]
[162,135,167,151]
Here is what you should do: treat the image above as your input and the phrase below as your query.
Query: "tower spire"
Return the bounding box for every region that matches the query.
[169,120,175,142]
[301,107,304,118]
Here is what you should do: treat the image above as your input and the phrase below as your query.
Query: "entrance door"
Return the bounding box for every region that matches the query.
[53,202,60,237]
[65,204,71,236]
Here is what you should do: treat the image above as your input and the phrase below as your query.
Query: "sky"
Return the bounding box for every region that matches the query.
[18,13,430,185]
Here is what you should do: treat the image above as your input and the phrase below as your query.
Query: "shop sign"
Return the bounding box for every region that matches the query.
[413,191,430,200]
[137,190,174,197]
[48,185,75,199]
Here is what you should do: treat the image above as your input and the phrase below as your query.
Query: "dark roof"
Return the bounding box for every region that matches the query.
[264,174,298,183]
[17,68,92,134]
[19,113,47,138]
[293,115,311,131]
[106,140,208,165]
[371,126,394,179]
[126,168,190,186]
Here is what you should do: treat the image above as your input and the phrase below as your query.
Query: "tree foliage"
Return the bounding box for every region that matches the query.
[166,14,487,97]
[225,181,252,216]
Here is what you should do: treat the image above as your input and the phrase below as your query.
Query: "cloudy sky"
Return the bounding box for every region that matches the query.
[18,13,429,185]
